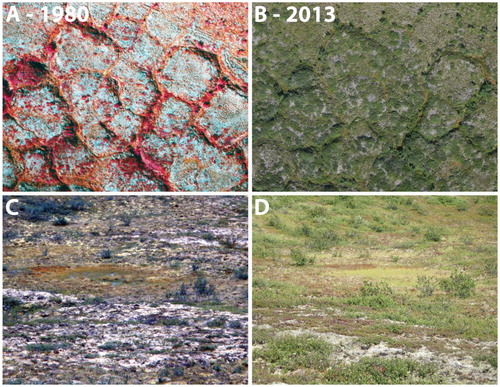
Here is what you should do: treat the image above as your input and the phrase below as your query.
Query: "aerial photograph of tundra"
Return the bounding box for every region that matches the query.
[253,196,497,384]
[3,196,248,384]
[253,3,497,191]
[3,2,248,192]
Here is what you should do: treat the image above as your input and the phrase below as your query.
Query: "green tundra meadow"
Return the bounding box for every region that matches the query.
[253,196,497,384]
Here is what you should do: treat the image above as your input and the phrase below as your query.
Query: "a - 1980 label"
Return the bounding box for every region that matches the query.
[255,5,336,23]
[5,5,89,23]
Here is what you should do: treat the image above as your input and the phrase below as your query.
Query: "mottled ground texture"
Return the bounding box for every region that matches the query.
[253,196,497,384]
[253,3,497,191]
[3,2,248,192]
[3,196,248,384]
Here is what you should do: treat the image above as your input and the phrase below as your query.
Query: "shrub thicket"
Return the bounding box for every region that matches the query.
[416,276,437,297]
[439,270,476,298]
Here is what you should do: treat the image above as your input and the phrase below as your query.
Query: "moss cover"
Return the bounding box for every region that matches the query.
[253,3,497,191]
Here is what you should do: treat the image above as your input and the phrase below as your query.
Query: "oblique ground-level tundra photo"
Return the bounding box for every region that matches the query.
[3,196,248,384]
[253,196,497,384]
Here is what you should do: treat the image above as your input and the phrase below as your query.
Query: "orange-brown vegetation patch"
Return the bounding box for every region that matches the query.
[30,265,71,275]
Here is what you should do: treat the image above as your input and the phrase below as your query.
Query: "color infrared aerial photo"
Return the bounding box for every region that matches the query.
[253,3,497,191]
[3,196,248,384]
[3,2,248,192]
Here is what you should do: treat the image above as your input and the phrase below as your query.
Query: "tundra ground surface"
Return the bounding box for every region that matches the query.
[3,2,248,192]
[253,196,497,384]
[3,196,248,384]
[253,3,497,191]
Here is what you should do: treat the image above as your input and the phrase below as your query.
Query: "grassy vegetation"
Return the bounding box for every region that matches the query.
[255,333,333,372]
[253,196,497,384]
[256,337,443,384]
[323,358,443,384]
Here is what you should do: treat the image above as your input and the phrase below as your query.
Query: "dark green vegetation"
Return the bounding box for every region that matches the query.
[322,358,441,384]
[3,196,248,384]
[253,3,497,191]
[253,196,497,384]
[256,333,334,372]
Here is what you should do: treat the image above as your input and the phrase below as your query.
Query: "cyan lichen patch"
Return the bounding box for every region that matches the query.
[2,3,51,65]
[3,2,248,192]
[4,117,38,150]
[84,3,114,27]
[54,27,118,76]
[8,86,68,149]
[165,133,246,192]
[82,124,124,157]
[52,140,96,185]
[198,88,248,148]
[116,3,150,21]
[107,18,140,50]
[146,10,181,46]
[107,109,142,143]
[122,31,165,69]
[160,49,219,102]
[155,98,192,138]
[22,149,60,185]
[140,130,246,192]
[110,60,158,116]
[13,85,65,117]
[253,3,497,191]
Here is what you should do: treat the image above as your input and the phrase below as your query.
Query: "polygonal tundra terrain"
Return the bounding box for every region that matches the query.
[3,2,248,192]
[3,196,248,384]
[253,3,497,191]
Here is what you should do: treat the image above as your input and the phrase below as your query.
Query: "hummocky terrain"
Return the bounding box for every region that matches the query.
[3,196,248,384]
[253,3,497,191]
[253,196,497,384]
